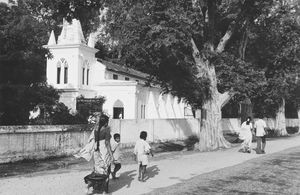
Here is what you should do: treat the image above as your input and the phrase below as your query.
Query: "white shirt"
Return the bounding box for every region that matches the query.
[254,119,267,137]
[239,121,253,140]
[241,121,253,132]
[111,140,121,162]
[134,139,151,156]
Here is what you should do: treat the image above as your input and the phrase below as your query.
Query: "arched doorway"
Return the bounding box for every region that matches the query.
[113,100,124,119]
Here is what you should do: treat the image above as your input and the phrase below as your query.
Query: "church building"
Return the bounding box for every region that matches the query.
[44,19,192,119]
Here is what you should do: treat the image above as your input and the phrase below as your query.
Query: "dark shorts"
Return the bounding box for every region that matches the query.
[256,136,266,143]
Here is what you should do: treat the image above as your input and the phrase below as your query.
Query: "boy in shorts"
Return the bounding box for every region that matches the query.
[111,133,121,179]
[134,131,153,182]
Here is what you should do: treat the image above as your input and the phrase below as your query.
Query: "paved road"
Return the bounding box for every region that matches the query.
[1,135,300,195]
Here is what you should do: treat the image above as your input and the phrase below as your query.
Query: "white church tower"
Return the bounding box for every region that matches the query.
[44,19,98,111]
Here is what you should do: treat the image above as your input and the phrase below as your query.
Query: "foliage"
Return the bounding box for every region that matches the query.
[102,0,213,108]
[286,126,299,134]
[0,2,49,84]
[75,95,106,123]
[247,1,300,117]
[0,83,60,125]
[0,3,64,125]
[221,98,240,118]
[21,0,103,36]
[184,134,200,150]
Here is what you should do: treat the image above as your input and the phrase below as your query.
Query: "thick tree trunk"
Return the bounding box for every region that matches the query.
[191,0,256,150]
[192,39,231,151]
[199,89,231,151]
[275,98,288,136]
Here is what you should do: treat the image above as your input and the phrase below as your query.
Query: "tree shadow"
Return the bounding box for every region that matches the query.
[144,165,160,181]
[108,170,136,193]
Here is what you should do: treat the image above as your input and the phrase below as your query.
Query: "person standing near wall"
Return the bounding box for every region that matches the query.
[111,133,121,179]
[254,115,268,154]
[238,116,253,153]
[134,131,153,182]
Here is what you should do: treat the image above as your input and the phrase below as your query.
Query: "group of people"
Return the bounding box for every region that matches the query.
[75,112,153,194]
[238,115,268,154]
[76,112,268,193]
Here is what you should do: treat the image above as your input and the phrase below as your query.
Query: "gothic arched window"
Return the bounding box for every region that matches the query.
[57,58,68,84]
[82,60,90,85]
[56,61,61,84]
[61,58,68,84]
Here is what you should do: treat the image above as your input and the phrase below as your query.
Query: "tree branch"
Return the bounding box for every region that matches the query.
[207,0,217,51]
[191,38,207,78]
[216,24,235,53]
[219,90,235,108]
[216,0,255,53]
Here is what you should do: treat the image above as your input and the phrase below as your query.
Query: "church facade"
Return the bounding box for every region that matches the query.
[44,19,192,119]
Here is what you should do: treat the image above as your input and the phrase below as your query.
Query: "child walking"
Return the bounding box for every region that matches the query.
[111,133,121,179]
[134,131,153,182]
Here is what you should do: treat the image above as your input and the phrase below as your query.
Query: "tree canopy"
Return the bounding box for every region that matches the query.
[99,0,271,109]
[0,2,79,125]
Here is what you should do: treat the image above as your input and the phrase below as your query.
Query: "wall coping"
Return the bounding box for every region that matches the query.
[0,124,91,134]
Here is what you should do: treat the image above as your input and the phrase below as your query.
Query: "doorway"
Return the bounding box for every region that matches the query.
[113,100,124,119]
[113,107,124,119]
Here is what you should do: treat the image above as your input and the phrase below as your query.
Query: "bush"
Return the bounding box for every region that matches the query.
[286,127,299,134]
[184,134,199,150]
[265,128,280,138]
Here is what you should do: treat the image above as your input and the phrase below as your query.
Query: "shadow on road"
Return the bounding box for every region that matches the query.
[109,170,136,193]
[109,165,160,193]
[144,165,160,181]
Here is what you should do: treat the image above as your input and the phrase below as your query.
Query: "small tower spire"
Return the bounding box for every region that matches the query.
[47,30,56,45]
[57,19,86,45]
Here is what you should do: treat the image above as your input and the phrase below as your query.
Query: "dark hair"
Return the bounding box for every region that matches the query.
[140,131,147,140]
[95,114,109,151]
[257,114,264,119]
[114,133,120,139]
[99,114,109,127]
[246,116,251,125]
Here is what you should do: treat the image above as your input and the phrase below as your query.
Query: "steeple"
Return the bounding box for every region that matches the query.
[47,30,56,45]
[57,18,86,45]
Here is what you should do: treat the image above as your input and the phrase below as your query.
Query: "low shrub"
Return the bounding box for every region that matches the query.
[265,128,280,138]
[286,126,299,134]
[184,134,200,150]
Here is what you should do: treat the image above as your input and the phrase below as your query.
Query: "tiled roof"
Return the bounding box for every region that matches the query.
[98,59,148,79]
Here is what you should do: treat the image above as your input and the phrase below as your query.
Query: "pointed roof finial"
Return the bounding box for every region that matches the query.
[57,18,86,45]
[88,34,95,48]
[47,30,56,45]
[73,19,86,44]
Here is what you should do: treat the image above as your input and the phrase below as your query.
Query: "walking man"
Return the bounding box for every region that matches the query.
[254,115,267,154]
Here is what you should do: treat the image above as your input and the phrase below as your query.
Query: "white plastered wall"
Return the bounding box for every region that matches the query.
[94,82,137,119]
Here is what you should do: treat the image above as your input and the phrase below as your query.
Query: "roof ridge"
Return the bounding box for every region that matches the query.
[97,59,149,79]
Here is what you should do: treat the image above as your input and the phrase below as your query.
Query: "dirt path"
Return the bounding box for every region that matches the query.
[147,146,300,195]
[1,135,300,195]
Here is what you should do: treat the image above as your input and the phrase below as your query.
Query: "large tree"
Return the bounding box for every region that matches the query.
[99,0,270,150]
[249,0,300,135]
[0,2,60,125]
